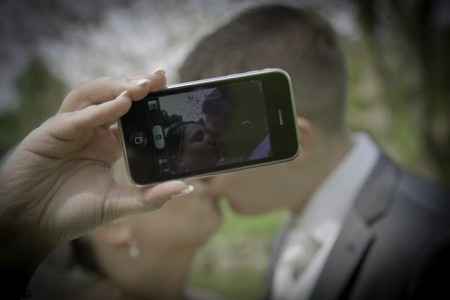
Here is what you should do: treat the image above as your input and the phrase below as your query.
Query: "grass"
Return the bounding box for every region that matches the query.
[190,202,288,300]
[215,202,288,240]
[191,267,267,300]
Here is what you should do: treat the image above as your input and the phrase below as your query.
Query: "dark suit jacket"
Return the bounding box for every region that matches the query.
[267,154,450,300]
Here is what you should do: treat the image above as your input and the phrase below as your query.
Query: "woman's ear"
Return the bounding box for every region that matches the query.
[94,219,132,248]
[297,116,314,155]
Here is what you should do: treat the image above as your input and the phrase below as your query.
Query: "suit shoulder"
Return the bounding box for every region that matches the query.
[397,169,450,217]
[407,240,450,299]
[356,154,450,224]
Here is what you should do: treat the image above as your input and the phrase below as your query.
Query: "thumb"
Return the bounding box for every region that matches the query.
[101,180,194,222]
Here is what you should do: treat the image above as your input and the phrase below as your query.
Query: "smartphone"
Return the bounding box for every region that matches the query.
[119,68,299,185]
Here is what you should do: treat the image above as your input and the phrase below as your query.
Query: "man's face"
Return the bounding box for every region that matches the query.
[131,184,222,250]
[178,123,220,172]
[206,118,313,215]
[209,159,305,215]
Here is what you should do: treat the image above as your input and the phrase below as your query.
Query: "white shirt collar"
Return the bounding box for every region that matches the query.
[296,132,380,233]
[273,133,380,300]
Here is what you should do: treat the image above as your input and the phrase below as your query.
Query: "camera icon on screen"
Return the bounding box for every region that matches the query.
[130,132,148,146]
[147,100,158,111]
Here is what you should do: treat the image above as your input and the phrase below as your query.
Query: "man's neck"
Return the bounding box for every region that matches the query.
[289,134,353,215]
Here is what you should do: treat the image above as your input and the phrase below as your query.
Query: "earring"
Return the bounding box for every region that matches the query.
[128,240,140,259]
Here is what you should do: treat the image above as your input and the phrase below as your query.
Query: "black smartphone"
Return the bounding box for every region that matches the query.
[119,68,299,185]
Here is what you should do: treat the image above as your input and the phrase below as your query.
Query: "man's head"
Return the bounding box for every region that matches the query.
[201,88,232,141]
[179,5,351,214]
[180,4,347,137]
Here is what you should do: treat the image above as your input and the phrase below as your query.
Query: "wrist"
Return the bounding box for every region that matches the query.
[0,226,49,300]
[0,209,51,276]
[0,160,53,273]
[0,226,49,273]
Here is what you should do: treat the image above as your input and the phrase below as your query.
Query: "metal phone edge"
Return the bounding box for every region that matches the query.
[118,68,301,187]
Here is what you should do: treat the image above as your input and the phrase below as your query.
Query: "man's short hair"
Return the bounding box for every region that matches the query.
[179,4,348,136]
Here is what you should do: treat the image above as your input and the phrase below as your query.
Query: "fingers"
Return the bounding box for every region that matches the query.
[49,70,166,143]
[207,175,228,199]
[60,70,166,113]
[102,180,194,222]
[49,91,131,140]
[109,124,121,142]
[127,71,166,100]
[187,179,216,199]
[75,91,132,128]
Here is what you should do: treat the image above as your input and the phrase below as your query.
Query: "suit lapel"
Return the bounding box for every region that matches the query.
[309,155,399,300]
[265,219,297,300]
[309,210,375,300]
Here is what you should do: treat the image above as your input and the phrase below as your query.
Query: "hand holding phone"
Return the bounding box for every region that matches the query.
[119,69,299,185]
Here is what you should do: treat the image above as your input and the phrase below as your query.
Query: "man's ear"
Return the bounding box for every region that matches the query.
[93,219,132,248]
[297,116,314,155]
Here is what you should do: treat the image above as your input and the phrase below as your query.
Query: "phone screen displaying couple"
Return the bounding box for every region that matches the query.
[142,80,272,176]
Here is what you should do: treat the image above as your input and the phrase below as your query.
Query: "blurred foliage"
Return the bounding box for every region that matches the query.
[0,57,66,155]
[353,0,450,184]
[343,38,431,177]
[191,202,288,300]
[191,267,267,300]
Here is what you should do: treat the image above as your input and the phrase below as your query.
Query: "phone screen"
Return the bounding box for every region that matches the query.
[147,80,271,176]
[121,70,298,185]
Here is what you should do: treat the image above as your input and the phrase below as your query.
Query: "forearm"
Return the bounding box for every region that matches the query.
[0,222,47,300]
[0,162,50,272]
[0,162,48,299]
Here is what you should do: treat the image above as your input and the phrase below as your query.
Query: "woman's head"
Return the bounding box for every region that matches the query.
[166,121,220,173]
[72,181,222,299]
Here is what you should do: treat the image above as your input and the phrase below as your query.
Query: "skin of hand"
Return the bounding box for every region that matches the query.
[0,70,192,270]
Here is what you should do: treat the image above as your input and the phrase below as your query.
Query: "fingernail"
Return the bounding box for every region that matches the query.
[154,69,165,77]
[135,79,150,87]
[118,91,128,98]
[172,184,194,198]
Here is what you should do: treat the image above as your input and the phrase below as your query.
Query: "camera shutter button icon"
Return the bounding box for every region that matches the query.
[152,125,166,150]
[130,131,148,146]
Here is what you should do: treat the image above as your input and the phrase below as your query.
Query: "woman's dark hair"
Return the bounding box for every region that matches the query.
[71,238,105,276]
[201,87,232,116]
[165,121,199,172]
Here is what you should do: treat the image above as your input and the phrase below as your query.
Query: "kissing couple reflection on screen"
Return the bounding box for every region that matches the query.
[164,88,227,173]
[165,87,271,174]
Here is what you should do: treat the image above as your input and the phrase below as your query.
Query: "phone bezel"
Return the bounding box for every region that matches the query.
[119,68,300,186]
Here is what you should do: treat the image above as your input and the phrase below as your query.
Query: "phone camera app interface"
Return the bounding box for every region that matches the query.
[144,80,272,176]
